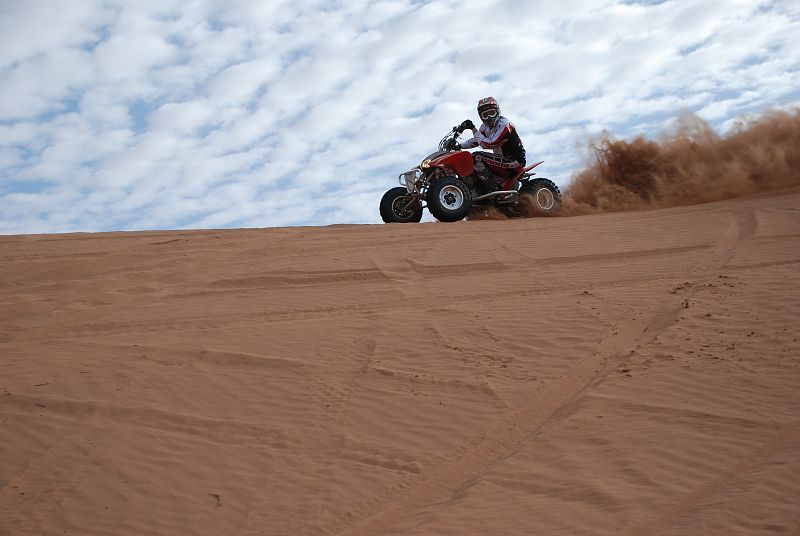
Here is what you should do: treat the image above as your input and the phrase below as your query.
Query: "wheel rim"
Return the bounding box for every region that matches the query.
[535,188,555,211]
[439,185,465,211]
[391,196,416,219]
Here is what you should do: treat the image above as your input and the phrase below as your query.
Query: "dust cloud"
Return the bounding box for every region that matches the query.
[562,108,800,215]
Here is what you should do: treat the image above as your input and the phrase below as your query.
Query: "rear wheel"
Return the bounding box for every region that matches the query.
[520,178,561,216]
[380,187,423,223]
[426,177,471,222]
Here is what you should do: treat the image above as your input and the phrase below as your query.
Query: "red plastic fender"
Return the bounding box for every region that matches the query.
[430,150,474,178]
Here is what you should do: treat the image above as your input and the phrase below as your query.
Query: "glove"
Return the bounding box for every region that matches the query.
[459,119,475,131]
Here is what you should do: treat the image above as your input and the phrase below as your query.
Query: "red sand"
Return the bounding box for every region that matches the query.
[2,189,799,535]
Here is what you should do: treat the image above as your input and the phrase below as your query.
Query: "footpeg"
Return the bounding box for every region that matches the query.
[472,190,518,203]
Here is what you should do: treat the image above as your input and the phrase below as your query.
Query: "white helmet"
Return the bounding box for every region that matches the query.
[477,96,500,127]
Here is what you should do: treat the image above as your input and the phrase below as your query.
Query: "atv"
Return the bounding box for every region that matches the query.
[380,126,561,223]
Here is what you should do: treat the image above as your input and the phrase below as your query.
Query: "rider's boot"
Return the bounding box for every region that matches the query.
[474,157,498,195]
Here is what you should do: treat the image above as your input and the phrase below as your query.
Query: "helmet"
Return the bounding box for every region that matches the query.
[477,96,500,127]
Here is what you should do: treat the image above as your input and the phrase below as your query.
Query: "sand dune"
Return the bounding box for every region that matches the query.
[2,188,800,535]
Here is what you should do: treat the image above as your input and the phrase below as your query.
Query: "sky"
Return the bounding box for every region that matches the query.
[1,0,799,234]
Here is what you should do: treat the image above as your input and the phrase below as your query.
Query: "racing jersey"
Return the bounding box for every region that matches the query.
[460,116,526,165]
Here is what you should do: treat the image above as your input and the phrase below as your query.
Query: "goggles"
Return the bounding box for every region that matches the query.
[480,108,498,121]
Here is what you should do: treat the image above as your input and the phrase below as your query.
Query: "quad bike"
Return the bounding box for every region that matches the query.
[380,126,561,223]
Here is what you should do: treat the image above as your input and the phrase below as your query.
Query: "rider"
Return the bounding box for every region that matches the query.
[456,97,527,194]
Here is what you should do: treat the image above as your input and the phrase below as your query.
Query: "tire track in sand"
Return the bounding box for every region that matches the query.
[337,205,757,536]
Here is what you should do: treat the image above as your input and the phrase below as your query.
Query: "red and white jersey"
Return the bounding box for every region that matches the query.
[460,116,514,153]
[459,116,526,164]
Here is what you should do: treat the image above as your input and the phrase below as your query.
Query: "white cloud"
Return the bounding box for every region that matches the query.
[0,0,105,69]
[1,0,799,234]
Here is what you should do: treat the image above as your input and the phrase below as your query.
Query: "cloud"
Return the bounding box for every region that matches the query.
[1,0,799,234]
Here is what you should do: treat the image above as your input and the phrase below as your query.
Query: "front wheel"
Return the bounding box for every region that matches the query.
[426,177,471,222]
[380,187,423,223]
[520,178,561,216]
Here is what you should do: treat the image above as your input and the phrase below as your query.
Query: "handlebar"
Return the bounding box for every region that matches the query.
[439,128,462,152]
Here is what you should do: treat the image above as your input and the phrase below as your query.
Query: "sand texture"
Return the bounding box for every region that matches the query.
[1,189,800,535]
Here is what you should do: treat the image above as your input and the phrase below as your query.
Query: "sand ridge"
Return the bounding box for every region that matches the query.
[1,189,799,535]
